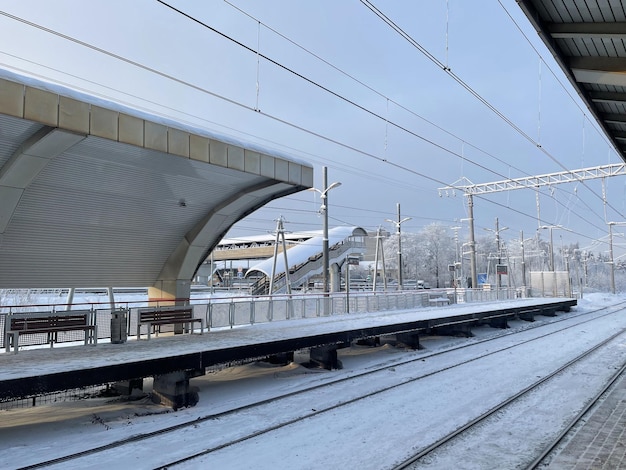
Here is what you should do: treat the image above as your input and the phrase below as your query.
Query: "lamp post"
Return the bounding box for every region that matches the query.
[538,225,568,296]
[606,221,626,294]
[538,225,565,271]
[484,217,508,290]
[608,222,615,295]
[385,203,411,291]
[451,226,461,287]
[309,166,341,294]
[467,194,478,290]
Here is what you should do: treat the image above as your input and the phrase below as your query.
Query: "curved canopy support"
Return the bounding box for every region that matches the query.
[150,181,304,301]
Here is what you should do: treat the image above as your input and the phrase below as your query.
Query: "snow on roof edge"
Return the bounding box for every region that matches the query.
[0,66,312,167]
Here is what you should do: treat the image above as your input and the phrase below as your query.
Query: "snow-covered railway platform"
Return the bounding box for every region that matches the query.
[0,297,575,407]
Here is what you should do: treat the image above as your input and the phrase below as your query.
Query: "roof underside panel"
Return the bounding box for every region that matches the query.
[519,0,626,161]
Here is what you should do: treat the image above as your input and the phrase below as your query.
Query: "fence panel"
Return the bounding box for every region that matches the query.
[233,301,253,326]
[271,300,288,321]
[252,299,271,323]
[0,287,555,349]
[209,303,231,329]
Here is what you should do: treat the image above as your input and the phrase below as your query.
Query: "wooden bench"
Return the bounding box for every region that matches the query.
[137,306,204,340]
[5,310,97,354]
[428,296,450,307]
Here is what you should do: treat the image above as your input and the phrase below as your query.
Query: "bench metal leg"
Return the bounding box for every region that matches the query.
[136,324,152,340]
[6,332,17,354]
[84,327,98,346]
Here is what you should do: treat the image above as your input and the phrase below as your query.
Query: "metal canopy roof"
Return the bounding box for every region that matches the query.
[518,0,626,161]
[0,72,313,289]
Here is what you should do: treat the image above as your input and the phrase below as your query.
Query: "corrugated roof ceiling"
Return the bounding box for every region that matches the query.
[518,0,626,161]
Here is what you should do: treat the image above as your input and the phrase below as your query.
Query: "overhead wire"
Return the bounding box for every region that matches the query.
[0,4,600,224]
[0,8,496,194]
[153,1,525,189]
[222,0,553,187]
[159,0,611,233]
[220,1,609,234]
[220,1,618,231]
[0,5,616,238]
[222,0,607,231]
[358,0,626,223]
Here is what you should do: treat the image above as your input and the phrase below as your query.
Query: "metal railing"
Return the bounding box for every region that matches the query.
[0,286,536,351]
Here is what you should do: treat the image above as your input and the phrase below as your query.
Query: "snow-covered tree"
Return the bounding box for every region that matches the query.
[384,223,456,288]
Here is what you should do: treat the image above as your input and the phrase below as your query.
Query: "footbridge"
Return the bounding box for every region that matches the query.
[0,68,313,301]
[246,226,368,295]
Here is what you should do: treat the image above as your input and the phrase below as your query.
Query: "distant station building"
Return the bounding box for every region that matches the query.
[198,227,368,294]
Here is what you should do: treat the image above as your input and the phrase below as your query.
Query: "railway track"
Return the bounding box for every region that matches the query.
[526,361,626,469]
[391,322,626,469]
[15,301,626,470]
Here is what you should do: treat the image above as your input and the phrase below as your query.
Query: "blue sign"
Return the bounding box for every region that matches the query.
[477,273,488,285]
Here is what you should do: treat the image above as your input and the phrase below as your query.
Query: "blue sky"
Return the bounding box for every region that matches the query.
[1,0,624,254]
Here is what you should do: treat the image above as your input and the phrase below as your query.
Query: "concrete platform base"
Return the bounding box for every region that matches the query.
[395,332,422,350]
[518,309,539,322]
[310,345,343,370]
[489,317,511,329]
[540,308,558,317]
[152,369,204,410]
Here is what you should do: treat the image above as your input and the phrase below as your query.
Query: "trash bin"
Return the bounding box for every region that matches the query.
[111,309,127,344]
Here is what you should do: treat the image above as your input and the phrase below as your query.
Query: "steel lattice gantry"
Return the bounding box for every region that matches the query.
[439,163,626,195]
[439,163,626,289]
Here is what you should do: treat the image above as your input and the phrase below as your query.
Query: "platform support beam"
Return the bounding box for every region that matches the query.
[489,317,510,329]
[112,378,143,396]
[540,308,557,317]
[356,336,380,347]
[152,369,203,410]
[518,309,539,322]
[310,345,342,370]
[432,323,474,337]
[395,331,422,350]
[264,352,294,365]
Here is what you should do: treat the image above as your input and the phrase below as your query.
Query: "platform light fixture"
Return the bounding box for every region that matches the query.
[309,166,341,295]
[385,203,411,290]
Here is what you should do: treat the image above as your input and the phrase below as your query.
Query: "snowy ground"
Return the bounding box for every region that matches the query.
[0,292,623,469]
